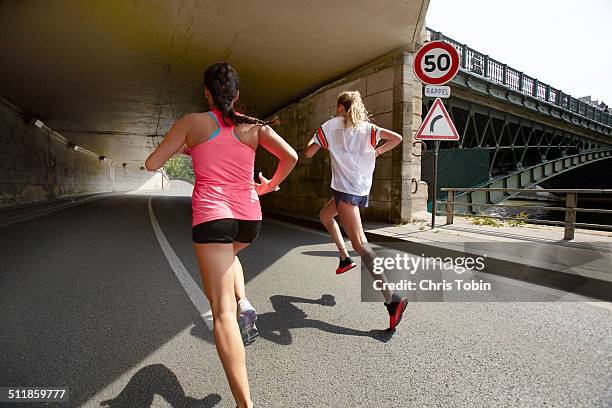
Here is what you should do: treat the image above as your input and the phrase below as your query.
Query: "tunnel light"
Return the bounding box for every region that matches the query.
[68,143,79,151]
[99,155,106,161]
[30,118,45,128]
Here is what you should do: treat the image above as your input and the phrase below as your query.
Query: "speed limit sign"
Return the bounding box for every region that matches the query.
[414,41,460,85]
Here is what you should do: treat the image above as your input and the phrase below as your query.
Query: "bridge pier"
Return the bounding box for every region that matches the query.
[256,44,429,224]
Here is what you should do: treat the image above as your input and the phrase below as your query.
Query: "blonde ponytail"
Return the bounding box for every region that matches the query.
[337,91,370,128]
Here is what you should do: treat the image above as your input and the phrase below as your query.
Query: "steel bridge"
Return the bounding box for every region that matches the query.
[422,28,612,205]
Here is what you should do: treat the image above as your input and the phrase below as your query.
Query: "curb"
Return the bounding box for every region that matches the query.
[263,210,612,302]
[0,192,116,227]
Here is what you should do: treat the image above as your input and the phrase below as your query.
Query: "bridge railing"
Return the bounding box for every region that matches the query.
[427,28,612,130]
[439,188,612,240]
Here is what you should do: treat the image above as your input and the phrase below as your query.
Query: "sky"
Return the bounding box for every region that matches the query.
[426,0,612,104]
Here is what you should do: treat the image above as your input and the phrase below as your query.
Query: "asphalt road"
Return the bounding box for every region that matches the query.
[1,192,611,407]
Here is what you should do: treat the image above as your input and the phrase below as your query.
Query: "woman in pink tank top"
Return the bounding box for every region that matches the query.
[145,63,297,408]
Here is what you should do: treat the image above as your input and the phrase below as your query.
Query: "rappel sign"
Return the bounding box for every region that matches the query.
[414,40,461,229]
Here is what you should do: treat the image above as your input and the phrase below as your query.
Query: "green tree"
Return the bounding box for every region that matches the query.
[164,156,195,183]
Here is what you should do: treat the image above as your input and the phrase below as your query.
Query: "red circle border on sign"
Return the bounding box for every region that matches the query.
[414,41,460,85]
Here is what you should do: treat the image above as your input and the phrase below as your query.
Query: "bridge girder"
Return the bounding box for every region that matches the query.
[450,150,612,213]
[423,97,612,180]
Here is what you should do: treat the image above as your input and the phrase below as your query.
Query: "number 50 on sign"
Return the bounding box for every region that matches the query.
[414,41,460,86]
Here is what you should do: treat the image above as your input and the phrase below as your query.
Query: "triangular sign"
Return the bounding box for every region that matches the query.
[415,98,460,141]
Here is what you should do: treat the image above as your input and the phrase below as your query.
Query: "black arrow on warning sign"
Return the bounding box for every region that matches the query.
[430,114,443,132]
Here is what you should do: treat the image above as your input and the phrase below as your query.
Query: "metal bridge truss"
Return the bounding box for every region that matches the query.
[422,97,612,180]
[449,149,612,211]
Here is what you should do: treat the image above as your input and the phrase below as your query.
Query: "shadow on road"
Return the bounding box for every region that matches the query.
[100,364,221,408]
[191,294,394,345]
[301,250,358,258]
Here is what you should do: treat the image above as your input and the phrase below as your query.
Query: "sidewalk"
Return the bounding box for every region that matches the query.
[0,192,115,227]
[264,210,612,301]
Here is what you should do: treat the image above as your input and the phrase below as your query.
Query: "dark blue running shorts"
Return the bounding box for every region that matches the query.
[332,188,369,208]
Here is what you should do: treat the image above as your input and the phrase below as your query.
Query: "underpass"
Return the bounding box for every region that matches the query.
[1,1,611,407]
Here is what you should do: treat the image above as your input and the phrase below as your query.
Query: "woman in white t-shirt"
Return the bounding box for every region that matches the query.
[304,90,407,331]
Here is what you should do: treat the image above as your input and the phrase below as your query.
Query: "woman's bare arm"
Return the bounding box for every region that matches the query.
[304,136,322,158]
[145,115,192,171]
[257,125,298,194]
[375,128,403,157]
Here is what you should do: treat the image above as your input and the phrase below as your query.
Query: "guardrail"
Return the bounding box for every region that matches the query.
[426,28,612,130]
[159,168,170,189]
[439,187,612,240]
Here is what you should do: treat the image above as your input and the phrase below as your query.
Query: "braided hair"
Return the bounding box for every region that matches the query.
[203,63,278,126]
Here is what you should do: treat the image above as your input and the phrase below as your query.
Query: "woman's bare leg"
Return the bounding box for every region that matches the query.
[319,198,349,259]
[194,242,252,408]
[336,201,393,303]
[232,243,249,301]
[232,242,258,345]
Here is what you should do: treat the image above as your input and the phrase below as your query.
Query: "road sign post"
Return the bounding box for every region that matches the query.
[413,40,461,229]
[416,99,460,229]
[431,140,440,229]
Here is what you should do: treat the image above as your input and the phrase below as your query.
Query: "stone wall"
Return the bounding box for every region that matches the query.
[0,98,162,208]
[256,48,428,223]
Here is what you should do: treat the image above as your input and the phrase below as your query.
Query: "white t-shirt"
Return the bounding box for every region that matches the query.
[313,116,381,196]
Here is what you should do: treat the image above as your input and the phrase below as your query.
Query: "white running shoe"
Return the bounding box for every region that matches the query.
[237,298,258,346]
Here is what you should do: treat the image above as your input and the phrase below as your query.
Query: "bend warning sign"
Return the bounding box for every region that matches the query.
[415,98,460,141]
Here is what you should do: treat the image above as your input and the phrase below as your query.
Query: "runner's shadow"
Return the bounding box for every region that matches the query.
[191,295,394,345]
[100,364,221,408]
[301,250,358,258]
[258,294,393,345]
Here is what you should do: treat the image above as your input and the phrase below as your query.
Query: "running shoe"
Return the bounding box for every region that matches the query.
[237,299,258,346]
[336,256,356,275]
[385,295,408,330]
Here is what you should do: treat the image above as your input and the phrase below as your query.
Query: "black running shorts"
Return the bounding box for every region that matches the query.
[192,218,261,244]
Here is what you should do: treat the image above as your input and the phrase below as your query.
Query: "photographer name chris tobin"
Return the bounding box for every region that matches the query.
[371,253,492,292]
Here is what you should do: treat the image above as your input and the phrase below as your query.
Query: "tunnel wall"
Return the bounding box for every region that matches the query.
[0,98,162,208]
[256,48,427,223]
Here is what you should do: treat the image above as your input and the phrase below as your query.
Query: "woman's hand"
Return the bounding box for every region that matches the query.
[257,125,298,192]
[255,172,280,196]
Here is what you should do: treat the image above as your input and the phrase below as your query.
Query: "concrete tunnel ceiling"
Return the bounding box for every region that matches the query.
[0,0,428,162]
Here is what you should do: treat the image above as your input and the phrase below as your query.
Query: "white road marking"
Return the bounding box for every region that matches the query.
[147,196,213,329]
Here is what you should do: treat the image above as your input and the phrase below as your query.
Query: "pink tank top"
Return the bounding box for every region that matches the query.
[187,110,262,226]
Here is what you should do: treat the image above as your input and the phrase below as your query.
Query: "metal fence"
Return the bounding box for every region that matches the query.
[439,187,612,240]
[427,28,612,129]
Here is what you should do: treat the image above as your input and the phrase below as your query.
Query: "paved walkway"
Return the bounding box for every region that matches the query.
[364,216,612,284]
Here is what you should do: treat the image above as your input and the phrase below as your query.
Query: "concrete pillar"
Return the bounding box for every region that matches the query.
[393,49,429,222]
[257,39,429,223]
